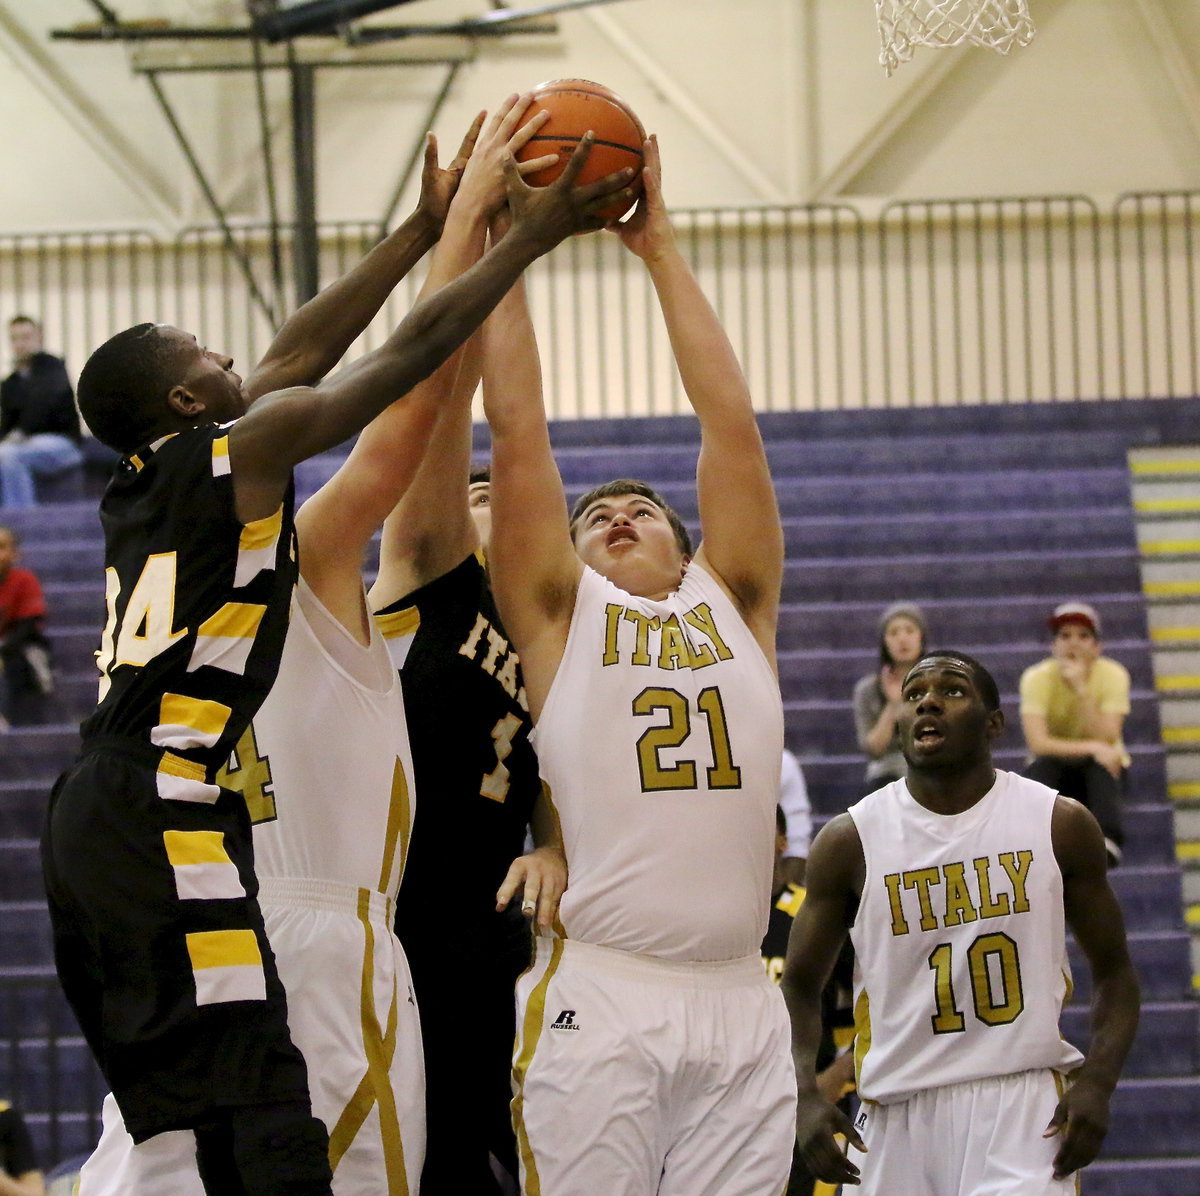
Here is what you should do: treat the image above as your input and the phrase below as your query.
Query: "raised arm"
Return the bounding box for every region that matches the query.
[228,139,636,526]
[370,98,557,607]
[1047,796,1140,1180]
[612,136,783,660]
[242,118,481,400]
[297,100,556,625]
[781,813,866,1186]
[480,229,582,719]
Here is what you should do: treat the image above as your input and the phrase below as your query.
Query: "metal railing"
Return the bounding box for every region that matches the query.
[1,191,1199,417]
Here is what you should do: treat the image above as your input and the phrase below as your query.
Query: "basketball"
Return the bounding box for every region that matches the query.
[516,79,646,222]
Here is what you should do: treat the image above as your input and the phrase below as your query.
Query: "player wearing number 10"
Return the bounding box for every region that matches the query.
[483,136,795,1195]
[783,651,1141,1195]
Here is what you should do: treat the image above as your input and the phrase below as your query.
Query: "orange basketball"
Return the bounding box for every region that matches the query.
[516,79,646,222]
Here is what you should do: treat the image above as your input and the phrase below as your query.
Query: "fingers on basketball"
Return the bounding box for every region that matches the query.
[513,79,647,223]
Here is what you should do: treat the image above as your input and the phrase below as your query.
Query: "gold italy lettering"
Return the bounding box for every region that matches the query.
[941,862,979,927]
[657,614,692,671]
[493,651,521,700]
[602,604,622,666]
[973,856,1011,919]
[999,851,1033,913]
[884,872,910,936]
[622,610,659,667]
[683,603,733,662]
[481,626,508,676]
[903,868,942,931]
[458,613,488,660]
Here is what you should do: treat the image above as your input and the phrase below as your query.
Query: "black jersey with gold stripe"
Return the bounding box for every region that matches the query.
[376,551,540,921]
[81,424,297,799]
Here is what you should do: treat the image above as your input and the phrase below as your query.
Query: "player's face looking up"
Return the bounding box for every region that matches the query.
[572,493,688,596]
[897,658,1000,771]
[468,480,492,548]
[161,327,247,424]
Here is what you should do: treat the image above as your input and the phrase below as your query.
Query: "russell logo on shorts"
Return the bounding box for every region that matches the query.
[550,1009,581,1032]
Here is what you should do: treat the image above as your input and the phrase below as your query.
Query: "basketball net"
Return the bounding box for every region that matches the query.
[875,0,1035,75]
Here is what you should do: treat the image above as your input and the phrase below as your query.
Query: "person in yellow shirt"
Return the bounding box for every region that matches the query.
[1019,601,1129,865]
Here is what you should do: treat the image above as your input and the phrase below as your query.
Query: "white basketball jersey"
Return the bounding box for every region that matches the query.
[533,562,784,962]
[849,771,1084,1104]
[231,578,415,899]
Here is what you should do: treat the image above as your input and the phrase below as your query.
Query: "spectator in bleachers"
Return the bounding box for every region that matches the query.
[0,1098,45,1195]
[852,601,927,795]
[0,317,82,510]
[1020,601,1128,866]
[0,525,54,726]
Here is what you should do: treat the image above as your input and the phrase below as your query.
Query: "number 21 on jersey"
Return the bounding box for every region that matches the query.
[632,685,742,792]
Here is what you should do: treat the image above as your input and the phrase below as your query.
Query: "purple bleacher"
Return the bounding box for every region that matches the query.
[3,394,1199,1175]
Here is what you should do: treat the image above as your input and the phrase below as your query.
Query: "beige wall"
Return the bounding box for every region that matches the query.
[3,0,1200,232]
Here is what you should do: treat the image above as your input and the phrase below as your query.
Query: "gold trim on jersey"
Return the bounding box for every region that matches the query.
[377,757,413,894]
[185,928,266,1005]
[234,505,284,588]
[163,829,246,900]
[512,938,567,1196]
[127,453,145,473]
[153,692,232,750]
[156,749,221,804]
[326,888,408,1193]
[375,606,421,640]
[853,988,872,1084]
[188,601,267,675]
[211,434,231,477]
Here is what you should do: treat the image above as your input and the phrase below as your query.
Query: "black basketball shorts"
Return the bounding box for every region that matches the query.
[41,742,311,1142]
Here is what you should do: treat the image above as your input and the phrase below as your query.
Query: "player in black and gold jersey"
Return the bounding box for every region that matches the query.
[41,123,634,1196]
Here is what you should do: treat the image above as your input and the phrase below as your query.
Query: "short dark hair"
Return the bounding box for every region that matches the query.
[469,463,491,485]
[569,479,693,556]
[8,315,39,330]
[907,650,1001,712]
[78,324,187,453]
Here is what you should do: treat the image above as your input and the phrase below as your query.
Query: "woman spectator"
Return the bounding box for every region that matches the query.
[852,602,927,795]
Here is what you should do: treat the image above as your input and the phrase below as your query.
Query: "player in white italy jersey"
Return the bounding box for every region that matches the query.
[483,136,794,1196]
[783,651,1141,1195]
[76,99,599,1196]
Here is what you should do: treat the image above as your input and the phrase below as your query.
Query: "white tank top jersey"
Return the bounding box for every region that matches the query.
[532,562,784,962]
[227,577,415,900]
[848,770,1085,1104]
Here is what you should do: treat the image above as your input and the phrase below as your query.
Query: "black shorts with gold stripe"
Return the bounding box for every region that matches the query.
[41,739,311,1142]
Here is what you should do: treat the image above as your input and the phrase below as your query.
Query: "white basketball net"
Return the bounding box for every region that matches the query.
[876,0,1036,75]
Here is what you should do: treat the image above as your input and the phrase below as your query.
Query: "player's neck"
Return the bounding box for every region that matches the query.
[906,761,997,816]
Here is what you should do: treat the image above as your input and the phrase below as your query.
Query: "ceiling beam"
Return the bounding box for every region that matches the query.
[0,2,177,224]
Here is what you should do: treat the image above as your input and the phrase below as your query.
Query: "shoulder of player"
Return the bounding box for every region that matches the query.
[806,813,865,894]
[1050,794,1107,874]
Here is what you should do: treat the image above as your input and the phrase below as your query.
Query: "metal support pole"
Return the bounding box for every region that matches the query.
[144,71,277,322]
[290,60,320,306]
[377,58,461,239]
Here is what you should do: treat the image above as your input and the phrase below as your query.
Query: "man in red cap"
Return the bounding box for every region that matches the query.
[1019,602,1129,865]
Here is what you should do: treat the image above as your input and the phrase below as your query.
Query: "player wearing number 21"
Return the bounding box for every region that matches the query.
[783,651,1141,1195]
[483,135,795,1196]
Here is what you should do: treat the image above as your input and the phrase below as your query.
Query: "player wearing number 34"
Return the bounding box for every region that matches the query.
[483,136,796,1196]
[782,651,1141,1195]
